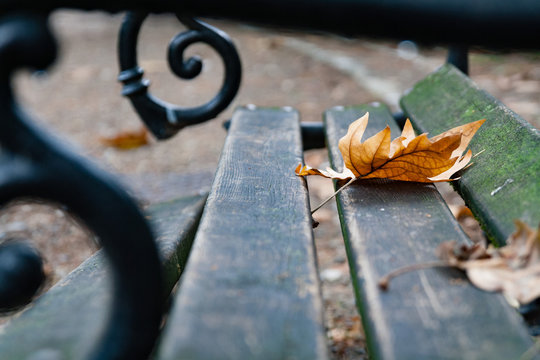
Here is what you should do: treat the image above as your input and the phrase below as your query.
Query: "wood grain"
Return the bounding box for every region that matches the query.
[401,64,540,245]
[156,107,328,360]
[0,192,206,359]
[325,104,533,360]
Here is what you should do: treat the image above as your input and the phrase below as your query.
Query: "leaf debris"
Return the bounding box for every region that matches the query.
[99,127,150,150]
[379,221,540,306]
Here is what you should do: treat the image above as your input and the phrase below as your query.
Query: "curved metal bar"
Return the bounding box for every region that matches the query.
[0,13,163,360]
[2,1,540,49]
[0,240,45,311]
[118,12,242,139]
[447,45,469,75]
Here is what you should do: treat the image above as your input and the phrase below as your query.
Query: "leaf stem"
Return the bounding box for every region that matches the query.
[473,149,486,158]
[311,177,357,215]
[378,261,455,290]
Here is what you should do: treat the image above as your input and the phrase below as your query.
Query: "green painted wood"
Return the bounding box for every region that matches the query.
[156,107,328,360]
[0,193,206,359]
[400,64,540,245]
[325,104,533,360]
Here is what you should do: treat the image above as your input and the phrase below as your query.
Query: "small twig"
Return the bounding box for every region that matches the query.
[378,261,454,290]
[311,177,357,215]
[472,149,486,158]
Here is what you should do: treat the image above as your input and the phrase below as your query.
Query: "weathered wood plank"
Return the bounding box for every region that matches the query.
[156,107,328,360]
[325,104,533,360]
[400,64,540,245]
[0,192,206,359]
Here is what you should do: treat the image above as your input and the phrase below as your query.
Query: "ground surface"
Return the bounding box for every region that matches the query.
[0,11,538,359]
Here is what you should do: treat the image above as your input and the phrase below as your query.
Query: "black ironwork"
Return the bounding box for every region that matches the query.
[0,12,163,360]
[0,240,45,311]
[520,298,540,336]
[301,122,326,151]
[118,12,242,139]
[447,45,469,75]
[2,1,540,49]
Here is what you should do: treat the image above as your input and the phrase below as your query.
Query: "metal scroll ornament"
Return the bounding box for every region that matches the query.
[118,12,242,139]
[0,13,163,360]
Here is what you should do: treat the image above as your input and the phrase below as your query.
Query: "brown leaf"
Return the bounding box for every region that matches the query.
[452,205,474,220]
[437,221,540,305]
[295,163,354,180]
[100,127,150,150]
[296,112,485,183]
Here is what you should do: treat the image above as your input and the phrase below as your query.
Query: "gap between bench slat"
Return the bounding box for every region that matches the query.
[0,193,206,359]
[324,104,533,360]
[401,64,540,245]
[156,107,328,360]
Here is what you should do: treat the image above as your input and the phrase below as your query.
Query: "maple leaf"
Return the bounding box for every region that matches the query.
[437,221,540,305]
[99,127,150,150]
[296,112,484,183]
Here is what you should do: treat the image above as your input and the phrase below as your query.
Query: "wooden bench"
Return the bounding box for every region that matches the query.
[324,64,539,359]
[1,3,539,359]
[1,63,539,360]
[0,107,328,359]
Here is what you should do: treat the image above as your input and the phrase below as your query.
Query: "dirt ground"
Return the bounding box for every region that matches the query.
[0,11,539,359]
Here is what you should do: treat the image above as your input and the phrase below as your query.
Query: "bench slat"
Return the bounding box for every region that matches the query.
[0,193,206,359]
[324,104,533,360]
[156,107,328,360]
[400,64,540,245]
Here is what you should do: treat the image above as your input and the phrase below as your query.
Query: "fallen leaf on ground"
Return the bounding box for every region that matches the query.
[380,221,540,306]
[437,220,540,305]
[296,112,484,183]
[452,205,474,220]
[100,127,150,150]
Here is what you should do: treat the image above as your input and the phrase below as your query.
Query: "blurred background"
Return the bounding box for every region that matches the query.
[1,11,539,359]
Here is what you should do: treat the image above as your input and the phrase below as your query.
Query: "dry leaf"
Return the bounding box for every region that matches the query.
[379,221,540,305]
[296,112,485,183]
[453,205,474,220]
[100,127,150,150]
[436,221,540,305]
